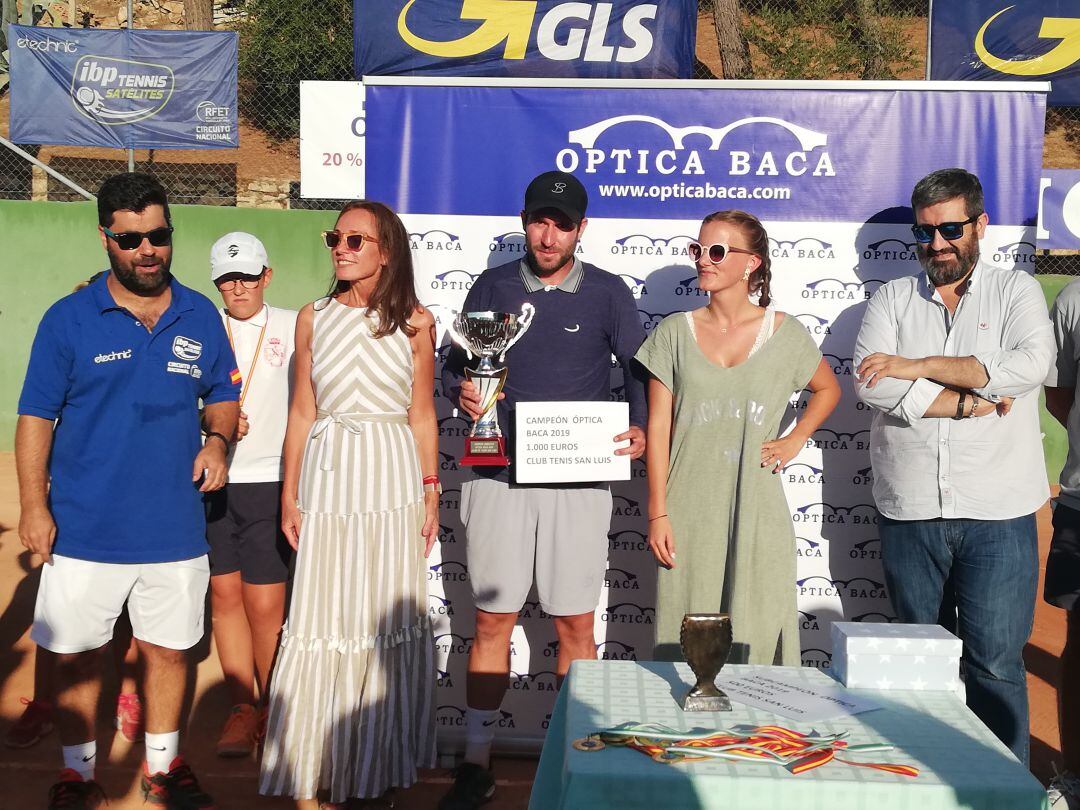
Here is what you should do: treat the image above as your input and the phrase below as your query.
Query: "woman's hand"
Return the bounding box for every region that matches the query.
[760,432,805,474]
[648,516,676,569]
[421,490,440,558]
[282,497,302,551]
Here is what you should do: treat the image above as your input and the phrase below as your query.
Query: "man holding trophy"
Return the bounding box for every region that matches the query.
[439,171,647,809]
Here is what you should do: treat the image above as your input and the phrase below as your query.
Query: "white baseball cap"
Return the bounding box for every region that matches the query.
[210,232,269,281]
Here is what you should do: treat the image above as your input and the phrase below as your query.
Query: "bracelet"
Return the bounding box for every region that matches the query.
[649,514,668,522]
[205,431,230,449]
[422,475,440,485]
[954,391,967,420]
[423,481,442,494]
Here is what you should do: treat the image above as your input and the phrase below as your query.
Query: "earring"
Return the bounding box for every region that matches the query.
[742,267,752,282]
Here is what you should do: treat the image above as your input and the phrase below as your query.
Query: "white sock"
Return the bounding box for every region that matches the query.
[62,740,97,781]
[144,730,179,775]
[463,707,499,768]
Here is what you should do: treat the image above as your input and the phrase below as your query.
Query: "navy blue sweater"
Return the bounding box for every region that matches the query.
[442,259,648,481]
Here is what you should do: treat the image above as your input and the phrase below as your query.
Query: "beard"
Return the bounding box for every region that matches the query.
[918,237,979,286]
[110,252,171,295]
[526,242,577,278]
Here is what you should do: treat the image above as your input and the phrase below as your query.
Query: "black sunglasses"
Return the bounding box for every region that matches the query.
[102,226,173,251]
[911,214,981,244]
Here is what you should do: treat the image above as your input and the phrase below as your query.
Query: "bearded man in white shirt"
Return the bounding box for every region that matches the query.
[854,167,1053,765]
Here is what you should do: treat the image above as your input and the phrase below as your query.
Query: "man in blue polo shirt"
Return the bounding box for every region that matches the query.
[439,171,647,810]
[16,172,239,810]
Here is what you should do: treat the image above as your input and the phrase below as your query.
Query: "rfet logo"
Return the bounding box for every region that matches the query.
[71,56,173,125]
[975,7,1080,77]
[397,1,661,64]
[559,114,834,178]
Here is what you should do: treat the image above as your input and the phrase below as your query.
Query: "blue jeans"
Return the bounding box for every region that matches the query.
[880,514,1038,765]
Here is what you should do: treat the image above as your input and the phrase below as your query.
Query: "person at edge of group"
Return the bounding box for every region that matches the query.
[16,172,240,810]
[204,232,297,758]
[635,210,841,664]
[259,200,439,810]
[439,171,648,810]
[853,167,1054,766]
[1043,278,1080,806]
[6,276,145,753]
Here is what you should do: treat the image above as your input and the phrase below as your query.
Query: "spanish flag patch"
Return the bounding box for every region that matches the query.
[230,369,242,385]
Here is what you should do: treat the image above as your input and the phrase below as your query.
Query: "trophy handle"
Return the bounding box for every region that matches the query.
[498,302,536,363]
[445,313,475,362]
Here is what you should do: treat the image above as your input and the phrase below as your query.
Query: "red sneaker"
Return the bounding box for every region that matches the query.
[141,756,216,809]
[115,692,144,742]
[47,769,107,809]
[4,697,54,748]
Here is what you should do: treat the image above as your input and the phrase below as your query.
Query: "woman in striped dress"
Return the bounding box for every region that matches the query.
[259,200,439,809]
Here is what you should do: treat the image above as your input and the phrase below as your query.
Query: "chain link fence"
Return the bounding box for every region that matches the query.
[1,0,1079,270]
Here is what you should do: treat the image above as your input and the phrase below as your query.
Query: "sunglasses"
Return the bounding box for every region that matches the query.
[687,241,757,265]
[910,214,981,244]
[102,226,173,251]
[322,230,378,251]
[216,274,265,292]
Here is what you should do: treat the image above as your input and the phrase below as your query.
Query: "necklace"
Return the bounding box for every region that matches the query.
[225,305,268,410]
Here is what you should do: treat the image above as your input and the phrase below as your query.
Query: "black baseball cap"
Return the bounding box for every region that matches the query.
[523,171,588,224]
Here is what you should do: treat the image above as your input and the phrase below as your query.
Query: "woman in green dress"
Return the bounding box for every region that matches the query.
[635,210,840,664]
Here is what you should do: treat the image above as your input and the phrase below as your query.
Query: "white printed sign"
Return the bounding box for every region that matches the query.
[299,81,365,199]
[515,401,630,484]
[716,668,880,722]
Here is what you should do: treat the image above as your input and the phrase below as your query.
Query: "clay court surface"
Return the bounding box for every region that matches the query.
[0,452,1067,808]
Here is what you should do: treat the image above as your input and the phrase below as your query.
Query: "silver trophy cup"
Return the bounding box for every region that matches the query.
[446,303,535,465]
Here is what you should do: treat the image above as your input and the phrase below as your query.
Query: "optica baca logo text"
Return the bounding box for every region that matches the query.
[439,487,461,512]
[519,599,552,621]
[797,575,888,599]
[430,269,479,291]
[602,602,655,624]
[849,537,881,560]
[17,34,76,53]
[558,115,835,179]
[609,529,648,552]
[597,640,637,661]
[808,427,870,451]
[438,414,471,438]
[616,273,648,299]
[429,594,455,617]
[638,309,679,331]
[612,494,642,517]
[863,238,916,262]
[436,667,454,688]
[438,451,459,473]
[434,632,473,655]
[429,560,469,583]
[410,229,462,252]
[794,313,832,336]
[489,231,526,255]
[792,502,878,526]
[993,241,1036,266]
[770,236,835,260]
[675,276,707,298]
[605,567,640,591]
[783,461,825,485]
[852,466,874,486]
[398,1,661,65]
[853,611,897,623]
[823,354,854,378]
[510,670,558,692]
[803,278,885,300]
[799,610,820,631]
[71,56,173,125]
[437,523,458,545]
[611,233,694,257]
[801,648,832,669]
[796,536,823,559]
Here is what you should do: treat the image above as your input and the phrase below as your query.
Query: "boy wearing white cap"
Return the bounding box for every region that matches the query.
[206,232,297,757]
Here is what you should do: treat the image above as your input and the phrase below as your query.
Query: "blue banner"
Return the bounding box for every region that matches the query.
[354,0,695,79]
[1040,170,1080,249]
[929,0,1080,107]
[366,82,1047,225]
[9,25,237,149]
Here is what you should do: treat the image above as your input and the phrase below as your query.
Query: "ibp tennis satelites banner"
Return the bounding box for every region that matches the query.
[354,0,696,79]
[359,79,1047,747]
[929,0,1080,107]
[8,25,237,149]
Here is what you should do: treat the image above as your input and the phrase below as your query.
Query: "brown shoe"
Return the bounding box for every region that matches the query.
[5,697,54,748]
[216,703,258,758]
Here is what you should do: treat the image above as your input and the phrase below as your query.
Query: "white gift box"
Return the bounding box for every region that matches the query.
[831,622,963,693]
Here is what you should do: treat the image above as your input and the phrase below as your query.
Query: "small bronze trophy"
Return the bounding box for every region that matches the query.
[680,613,734,712]
[446,304,535,466]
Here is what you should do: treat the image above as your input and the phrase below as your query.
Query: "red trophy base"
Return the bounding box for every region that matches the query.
[461,435,509,466]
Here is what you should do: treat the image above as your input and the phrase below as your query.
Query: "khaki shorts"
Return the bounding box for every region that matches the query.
[32,554,210,653]
[461,477,612,616]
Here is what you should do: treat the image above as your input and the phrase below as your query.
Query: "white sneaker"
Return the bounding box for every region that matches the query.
[1048,764,1080,808]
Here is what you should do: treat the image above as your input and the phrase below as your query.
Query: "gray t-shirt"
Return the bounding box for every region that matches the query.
[1047,279,1080,510]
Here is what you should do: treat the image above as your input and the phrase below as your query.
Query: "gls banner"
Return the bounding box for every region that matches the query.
[9,25,237,149]
[366,81,1046,225]
[354,0,695,79]
[929,0,1080,107]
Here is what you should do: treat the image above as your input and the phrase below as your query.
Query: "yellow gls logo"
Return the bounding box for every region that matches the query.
[398,0,536,59]
[975,5,1080,76]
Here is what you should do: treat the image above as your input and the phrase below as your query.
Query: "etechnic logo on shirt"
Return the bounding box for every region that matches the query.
[94,348,132,364]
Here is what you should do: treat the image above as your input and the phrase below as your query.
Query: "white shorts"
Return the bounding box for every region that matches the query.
[31,554,210,653]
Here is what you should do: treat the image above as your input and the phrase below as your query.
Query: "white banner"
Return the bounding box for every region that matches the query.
[299,81,365,199]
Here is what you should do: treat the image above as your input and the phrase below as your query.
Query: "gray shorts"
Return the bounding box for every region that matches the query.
[461,477,612,616]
